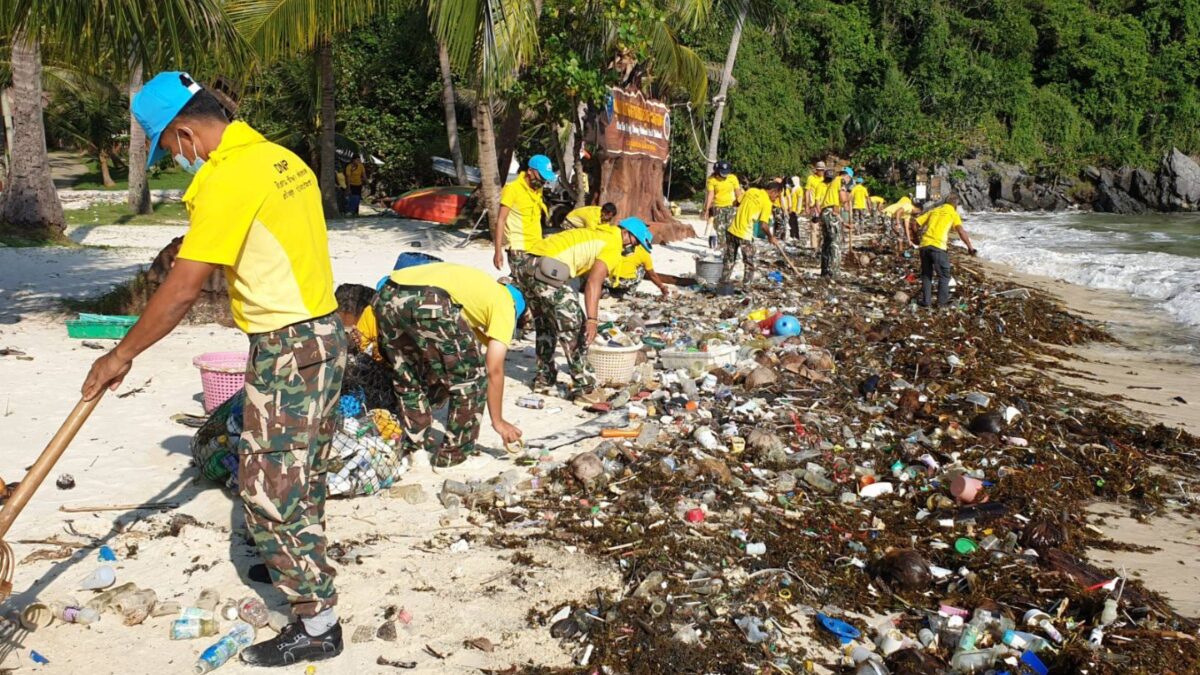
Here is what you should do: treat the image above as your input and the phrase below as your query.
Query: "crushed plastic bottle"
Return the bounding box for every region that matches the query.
[194,621,255,673]
[171,608,218,640]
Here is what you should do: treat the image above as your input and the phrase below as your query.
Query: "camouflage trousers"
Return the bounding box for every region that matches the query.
[604,267,646,296]
[712,206,736,237]
[507,249,538,297]
[527,278,595,392]
[719,233,757,285]
[820,207,843,279]
[771,207,788,240]
[374,282,486,458]
[240,313,346,618]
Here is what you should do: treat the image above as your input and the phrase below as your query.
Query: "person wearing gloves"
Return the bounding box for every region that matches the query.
[374,262,528,466]
[84,71,347,667]
[524,217,655,401]
[718,180,783,292]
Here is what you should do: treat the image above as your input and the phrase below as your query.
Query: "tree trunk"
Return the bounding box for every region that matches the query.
[0,33,65,239]
[598,154,691,244]
[437,40,468,186]
[704,0,748,177]
[495,101,522,181]
[317,38,339,218]
[475,97,502,232]
[99,149,115,187]
[127,59,151,214]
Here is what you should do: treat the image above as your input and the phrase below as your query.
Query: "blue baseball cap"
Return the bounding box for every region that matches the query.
[505,284,527,322]
[132,71,203,168]
[528,154,557,182]
[617,216,653,252]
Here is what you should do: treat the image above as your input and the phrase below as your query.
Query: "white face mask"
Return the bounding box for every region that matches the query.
[173,128,205,174]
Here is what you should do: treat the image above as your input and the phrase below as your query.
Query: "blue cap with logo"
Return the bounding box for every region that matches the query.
[132,71,203,168]
[528,154,557,182]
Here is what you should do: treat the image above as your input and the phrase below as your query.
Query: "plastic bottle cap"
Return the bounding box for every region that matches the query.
[954,538,978,555]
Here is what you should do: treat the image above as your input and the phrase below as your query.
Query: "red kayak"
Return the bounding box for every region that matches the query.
[391,186,472,224]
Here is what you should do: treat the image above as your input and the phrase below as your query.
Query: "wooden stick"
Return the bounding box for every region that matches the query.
[0,396,102,539]
[772,240,802,275]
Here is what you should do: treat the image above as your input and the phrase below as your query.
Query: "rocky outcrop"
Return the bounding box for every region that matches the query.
[1158,147,1200,211]
[937,148,1200,213]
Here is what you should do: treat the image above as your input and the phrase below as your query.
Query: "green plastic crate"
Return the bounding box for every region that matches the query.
[66,313,139,340]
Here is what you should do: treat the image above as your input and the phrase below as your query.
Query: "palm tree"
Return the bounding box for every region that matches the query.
[1,32,65,238]
[226,0,390,219]
[45,76,126,188]
[436,38,468,185]
[703,0,778,176]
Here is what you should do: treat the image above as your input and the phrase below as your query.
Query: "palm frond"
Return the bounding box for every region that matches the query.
[226,0,390,62]
[648,21,708,102]
[428,0,539,93]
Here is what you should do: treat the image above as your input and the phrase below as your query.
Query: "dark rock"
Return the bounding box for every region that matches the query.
[1130,168,1160,209]
[1158,147,1200,211]
[1094,181,1147,214]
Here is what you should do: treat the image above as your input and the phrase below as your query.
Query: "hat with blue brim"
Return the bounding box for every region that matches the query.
[617,216,653,252]
[528,154,558,182]
[132,71,203,168]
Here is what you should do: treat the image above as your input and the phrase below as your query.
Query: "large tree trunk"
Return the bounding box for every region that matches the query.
[99,149,115,187]
[475,97,502,232]
[495,101,522,181]
[704,0,748,177]
[317,38,339,218]
[0,33,65,239]
[127,59,151,214]
[598,154,690,244]
[437,40,468,186]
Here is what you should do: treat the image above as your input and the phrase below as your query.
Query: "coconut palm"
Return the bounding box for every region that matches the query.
[226,0,390,218]
[45,76,127,188]
[1,0,244,237]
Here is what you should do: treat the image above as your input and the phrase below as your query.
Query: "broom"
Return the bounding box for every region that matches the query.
[0,395,103,599]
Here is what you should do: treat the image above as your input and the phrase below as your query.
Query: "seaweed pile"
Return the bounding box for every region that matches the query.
[504,247,1199,673]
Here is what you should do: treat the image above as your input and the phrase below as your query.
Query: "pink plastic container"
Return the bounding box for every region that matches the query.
[193,352,248,413]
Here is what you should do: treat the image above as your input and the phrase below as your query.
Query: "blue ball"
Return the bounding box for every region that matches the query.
[774,315,802,337]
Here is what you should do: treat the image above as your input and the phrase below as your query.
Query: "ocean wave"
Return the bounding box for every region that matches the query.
[972,213,1200,328]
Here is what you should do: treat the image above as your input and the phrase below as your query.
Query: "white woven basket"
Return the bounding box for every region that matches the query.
[587,343,643,386]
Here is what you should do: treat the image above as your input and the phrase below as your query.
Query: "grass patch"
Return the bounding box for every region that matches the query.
[72,159,194,191]
[63,275,147,316]
[65,201,189,227]
[0,224,78,247]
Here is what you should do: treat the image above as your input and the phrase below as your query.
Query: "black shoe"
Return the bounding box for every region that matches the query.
[240,621,343,667]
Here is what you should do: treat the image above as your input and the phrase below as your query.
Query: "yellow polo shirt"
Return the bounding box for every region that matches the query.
[355,305,382,361]
[565,205,605,229]
[529,224,624,278]
[345,162,365,187]
[883,197,917,218]
[917,204,964,250]
[728,188,773,241]
[389,263,516,345]
[178,121,336,334]
[870,195,885,208]
[610,246,654,284]
[819,180,843,209]
[500,175,547,252]
[706,174,741,208]
[805,174,825,203]
[851,185,869,209]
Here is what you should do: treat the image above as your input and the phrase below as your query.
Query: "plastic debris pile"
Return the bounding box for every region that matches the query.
[501,248,1199,673]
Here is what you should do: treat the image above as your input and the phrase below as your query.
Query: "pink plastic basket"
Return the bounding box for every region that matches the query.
[193,351,249,413]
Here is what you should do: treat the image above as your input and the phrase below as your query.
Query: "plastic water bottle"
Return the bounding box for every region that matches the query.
[237,597,269,628]
[171,609,218,640]
[49,602,100,625]
[800,470,835,494]
[194,622,255,673]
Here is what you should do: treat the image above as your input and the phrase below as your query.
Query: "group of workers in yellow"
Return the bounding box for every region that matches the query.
[702,159,976,298]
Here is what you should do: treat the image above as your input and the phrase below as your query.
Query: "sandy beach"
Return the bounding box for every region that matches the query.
[0,214,1197,673]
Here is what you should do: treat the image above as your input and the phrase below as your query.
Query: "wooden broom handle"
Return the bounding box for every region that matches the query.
[0,395,103,539]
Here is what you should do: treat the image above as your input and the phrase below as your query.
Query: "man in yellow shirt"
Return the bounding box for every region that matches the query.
[915,194,975,307]
[883,195,920,254]
[526,217,654,399]
[84,72,346,666]
[770,175,790,240]
[818,169,845,278]
[564,202,617,229]
[703,160,742,250]
[495,155,554,309]
[850,177,870,227]
[719,180,782,291]
[344,156,366,216]
[375,263,527,465]
[804,162,827,249]
[605,244,672,299]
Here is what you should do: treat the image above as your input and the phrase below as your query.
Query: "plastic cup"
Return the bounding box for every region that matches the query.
[950,475,985,504]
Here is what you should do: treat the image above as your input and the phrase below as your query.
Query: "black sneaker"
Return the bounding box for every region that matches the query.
[240,621,343,667]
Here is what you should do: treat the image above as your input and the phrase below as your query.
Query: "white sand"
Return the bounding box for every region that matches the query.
[1,216,1196,672]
